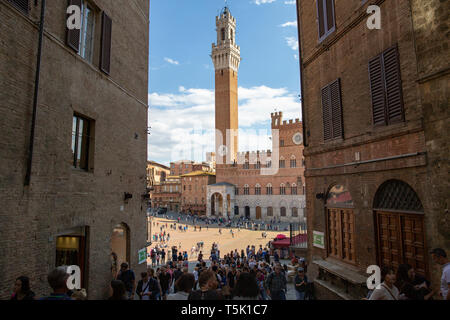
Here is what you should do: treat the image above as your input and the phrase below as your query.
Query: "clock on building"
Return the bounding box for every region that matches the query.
[293,132,303,145]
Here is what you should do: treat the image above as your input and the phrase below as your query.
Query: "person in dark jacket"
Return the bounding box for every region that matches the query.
[109,280,128,300]
[10,276,35,300]
[188,270,223,300]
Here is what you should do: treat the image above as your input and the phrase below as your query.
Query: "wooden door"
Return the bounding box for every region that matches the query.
[376,211,427,276]
[256,207,262,220]
[327,208,355,263]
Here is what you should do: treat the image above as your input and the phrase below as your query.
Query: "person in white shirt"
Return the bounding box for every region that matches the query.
[167,273,195,300]
[431,248,450,300]
[369,266,400,300]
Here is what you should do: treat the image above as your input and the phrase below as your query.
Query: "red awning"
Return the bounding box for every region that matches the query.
[272,234,307,248]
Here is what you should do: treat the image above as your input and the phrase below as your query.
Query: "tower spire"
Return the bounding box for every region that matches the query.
[212,7,240,164]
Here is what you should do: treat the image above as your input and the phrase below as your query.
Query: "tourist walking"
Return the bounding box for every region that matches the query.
[265,264,287,300]
[116,262,136,300]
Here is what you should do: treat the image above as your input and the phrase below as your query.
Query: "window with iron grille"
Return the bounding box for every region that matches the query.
[235,187,239,195]
[280,139,285,147]
[266,185,273,195]
[255,186,261,195]
[292,207,298,217]
[266,160,272,168]
[280,185,286,195]
[267,207,273,216]
[255,161,261,169]
[243,162,249,169]
[280,207,287,217]
[71,114,93,171]
[279,160,286,168]
[244,185,250,195]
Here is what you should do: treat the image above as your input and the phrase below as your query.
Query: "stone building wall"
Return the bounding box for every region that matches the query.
[297,0,449,297]
[0,0,149,299]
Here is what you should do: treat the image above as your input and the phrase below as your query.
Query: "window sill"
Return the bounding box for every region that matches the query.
[71,167,94,175]
[313,259,366,285]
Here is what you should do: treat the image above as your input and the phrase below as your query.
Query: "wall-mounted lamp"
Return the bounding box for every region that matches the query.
[124,192,133,201]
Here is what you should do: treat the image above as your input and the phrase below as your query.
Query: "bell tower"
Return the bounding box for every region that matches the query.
[212,6,241,164]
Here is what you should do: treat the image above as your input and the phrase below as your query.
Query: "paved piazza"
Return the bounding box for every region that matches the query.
[146,215,287,262]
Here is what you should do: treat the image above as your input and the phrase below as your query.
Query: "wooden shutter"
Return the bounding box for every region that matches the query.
[322,79,343,141]
[369,45,404,126]
[322,85,332,140]
[330,78,343,138]
[383,46,404,123]
[100,11,112,75]
[369,55,387,125]
[66,0,82,52]
[7,0,29,14]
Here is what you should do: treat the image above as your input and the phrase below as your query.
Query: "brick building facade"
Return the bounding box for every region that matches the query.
[296,0,449,299]
[0,0,149,299]
[206,7,306,222]
[151,175,181,212]
[181,171,216,216]
[146,161,170,188]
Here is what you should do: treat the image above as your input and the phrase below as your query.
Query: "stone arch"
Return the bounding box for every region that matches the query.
[111,222,130,273]
[373,179,427,276]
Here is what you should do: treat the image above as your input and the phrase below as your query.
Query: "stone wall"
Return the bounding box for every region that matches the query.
[0,0,149,299]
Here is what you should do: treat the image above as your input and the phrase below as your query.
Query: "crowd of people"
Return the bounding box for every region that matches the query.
[366,248,449,300]
[8,247,449,300]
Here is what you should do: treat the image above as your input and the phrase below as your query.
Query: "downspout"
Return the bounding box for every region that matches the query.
[296,0,307,147]
[25,0,46,186]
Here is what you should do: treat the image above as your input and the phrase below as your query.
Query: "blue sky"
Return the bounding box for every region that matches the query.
[148,0,301,166]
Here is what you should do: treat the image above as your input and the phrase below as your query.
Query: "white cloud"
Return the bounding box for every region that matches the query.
[164,57,179,65]
[147,85,302,163]
[285,36,299,50]
[280,21,297,28]
[253,0,276,5]
[284,0,296,5]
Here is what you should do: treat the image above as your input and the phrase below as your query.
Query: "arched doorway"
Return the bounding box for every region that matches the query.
[211,193,223,216]
[256,206,262,220]
[374,180,427,276]
[326,185,355,264]
[245,206,250,219]
[111,223,130,278]
[234,206,239,216]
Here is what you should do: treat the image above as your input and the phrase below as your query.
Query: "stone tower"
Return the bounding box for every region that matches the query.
[212,6,241,164]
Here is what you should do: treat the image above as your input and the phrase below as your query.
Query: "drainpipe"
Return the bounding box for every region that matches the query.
[296,0,307,147]
[25,0,46,186]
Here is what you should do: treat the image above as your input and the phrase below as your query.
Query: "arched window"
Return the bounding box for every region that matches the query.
[221,28,225,41]
[244,184,250,195]
[291,183,298,195]
[279,156,286,168]
[280,207,286,217]
[243,160,249,169]
[292,207,298,217]
[373,180,426,275]
[267,207,273,216]
[280,183,286,195]
[290,155,297,168]
[266,183,273,195]
[255,184,261,195]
